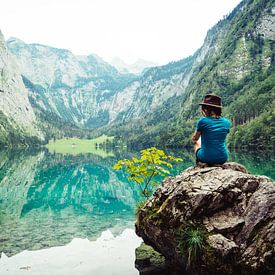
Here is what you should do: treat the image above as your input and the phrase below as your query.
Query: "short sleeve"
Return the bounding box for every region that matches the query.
[225,118,231,133]
[196,118,205,132]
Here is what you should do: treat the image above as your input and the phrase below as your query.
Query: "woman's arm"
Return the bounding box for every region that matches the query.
[192,131,201,143]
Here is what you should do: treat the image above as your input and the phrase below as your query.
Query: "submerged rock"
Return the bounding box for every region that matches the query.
[135,163,275,275]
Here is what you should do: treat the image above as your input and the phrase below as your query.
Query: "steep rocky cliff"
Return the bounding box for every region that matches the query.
[136,163,275,274]
[6,30,216,129]
[178,0,275,148]
[0,31,43,146]
[1,0,274,147]
[182,0,274,112]
[6,37,197,129]
[7,38,136,128]
[109,0,275,149]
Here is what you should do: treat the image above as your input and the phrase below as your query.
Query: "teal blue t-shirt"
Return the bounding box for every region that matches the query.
[196,117,231,164]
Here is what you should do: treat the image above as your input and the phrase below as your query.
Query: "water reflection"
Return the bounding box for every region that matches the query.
[0,148,273,258]
[0,150,140,257]
[166,148,274,180]
[229,150,275,180]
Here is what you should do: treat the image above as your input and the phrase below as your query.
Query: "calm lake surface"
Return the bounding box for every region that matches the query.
[0,148,274,273]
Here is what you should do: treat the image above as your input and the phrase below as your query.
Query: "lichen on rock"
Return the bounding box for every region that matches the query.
[135,162,275,274]
[135,242,169,275]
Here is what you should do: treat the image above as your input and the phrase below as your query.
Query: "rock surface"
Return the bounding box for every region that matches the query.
[136,162,275,274]
[135,242,169,275]
[0,31,43,141]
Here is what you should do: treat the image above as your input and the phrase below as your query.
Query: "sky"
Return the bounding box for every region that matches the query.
[0,0,242,65]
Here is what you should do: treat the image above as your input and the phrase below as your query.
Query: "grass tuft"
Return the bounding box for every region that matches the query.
[177,226,206,269]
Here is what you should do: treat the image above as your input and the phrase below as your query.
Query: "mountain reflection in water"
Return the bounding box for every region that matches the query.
[0,150,140,256]
[0,148,273,257]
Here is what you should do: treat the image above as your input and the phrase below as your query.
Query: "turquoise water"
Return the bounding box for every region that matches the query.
[0,148,274,259]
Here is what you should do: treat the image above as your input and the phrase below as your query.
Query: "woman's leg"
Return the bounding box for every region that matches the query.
[194,137,201,154]
[194,137,202,164]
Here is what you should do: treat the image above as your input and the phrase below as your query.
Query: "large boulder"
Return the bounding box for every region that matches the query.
[135,163,275,275]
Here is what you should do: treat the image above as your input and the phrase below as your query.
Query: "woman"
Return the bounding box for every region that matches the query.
[192,94,231,165]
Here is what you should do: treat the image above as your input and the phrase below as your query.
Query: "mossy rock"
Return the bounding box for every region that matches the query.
[135,242,169,275]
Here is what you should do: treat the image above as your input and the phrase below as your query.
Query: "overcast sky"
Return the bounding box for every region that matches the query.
[0,0,241,65]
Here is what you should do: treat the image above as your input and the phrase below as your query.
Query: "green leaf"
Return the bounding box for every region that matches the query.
[113,147,182,199]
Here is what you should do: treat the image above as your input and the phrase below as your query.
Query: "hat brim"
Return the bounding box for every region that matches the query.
[199,103,222,108]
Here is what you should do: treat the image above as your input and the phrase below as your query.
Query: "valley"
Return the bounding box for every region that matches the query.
[0,0,274,150]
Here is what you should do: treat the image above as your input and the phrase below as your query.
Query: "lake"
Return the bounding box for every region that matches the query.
[0,148,274,274]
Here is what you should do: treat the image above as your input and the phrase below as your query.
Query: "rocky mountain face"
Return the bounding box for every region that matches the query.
[1,0,273,147]
[181,0,274,119]
[108,0,275,149]
[136,163,275,274]
[7,38,137,129]
[0,32,43,146]
[177,0,275,148]
[6,37,197,130]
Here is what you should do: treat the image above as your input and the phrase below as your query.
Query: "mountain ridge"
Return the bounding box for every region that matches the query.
[108,0,274,149]
[0,32,44,146]
[0,0,274,148]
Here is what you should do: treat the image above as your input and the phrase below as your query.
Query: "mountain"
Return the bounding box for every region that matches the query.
[110,57,159,74]
[0,31,43,147]
[7,38,137,129]
[6,38,195,130]
[107,0,275,149]
[1,0,274,148]
[178,0,275,149]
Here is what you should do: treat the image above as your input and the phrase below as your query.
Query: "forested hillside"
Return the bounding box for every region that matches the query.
[180,0,275,149]
[0,0,274,149]
[109,0,274,150]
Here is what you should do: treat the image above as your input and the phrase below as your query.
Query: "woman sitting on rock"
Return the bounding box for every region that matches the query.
[192,94,231,165]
